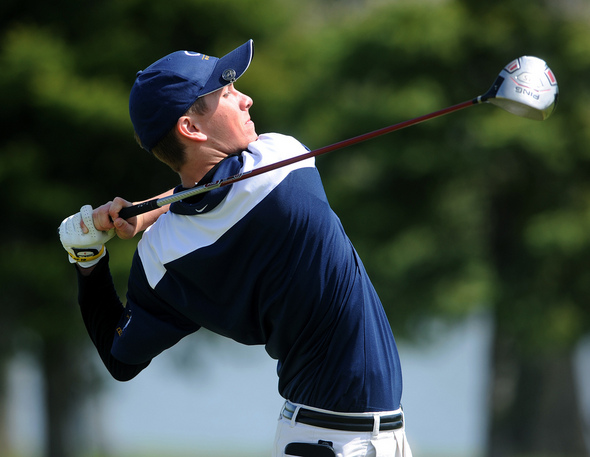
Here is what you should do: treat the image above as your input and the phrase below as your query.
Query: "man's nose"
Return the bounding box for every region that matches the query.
[239,91,253,109]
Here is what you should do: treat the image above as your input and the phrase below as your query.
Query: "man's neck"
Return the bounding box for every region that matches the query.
[179,152,228,188]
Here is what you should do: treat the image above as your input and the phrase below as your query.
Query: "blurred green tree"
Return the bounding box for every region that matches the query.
[0,0,589,456]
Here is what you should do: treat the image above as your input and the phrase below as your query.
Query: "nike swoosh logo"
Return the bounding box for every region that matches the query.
[195,205,208,213]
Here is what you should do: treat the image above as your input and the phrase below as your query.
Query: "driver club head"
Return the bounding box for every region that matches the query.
[479,56,559,120]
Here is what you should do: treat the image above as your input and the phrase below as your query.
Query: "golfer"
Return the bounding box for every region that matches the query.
[59,39,412,457]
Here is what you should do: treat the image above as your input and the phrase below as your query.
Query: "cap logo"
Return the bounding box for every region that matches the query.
[222,68,237,82]
[183,51,210,60]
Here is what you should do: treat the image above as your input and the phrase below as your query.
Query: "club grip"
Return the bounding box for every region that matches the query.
[118,199,160,219]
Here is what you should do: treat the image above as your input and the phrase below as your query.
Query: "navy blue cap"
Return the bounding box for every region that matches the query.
[129,40,254,152]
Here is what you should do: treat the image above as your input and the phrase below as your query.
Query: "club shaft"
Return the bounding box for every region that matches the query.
[119,98,478,219]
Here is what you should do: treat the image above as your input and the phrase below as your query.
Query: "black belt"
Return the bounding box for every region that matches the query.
[282,402,403,432]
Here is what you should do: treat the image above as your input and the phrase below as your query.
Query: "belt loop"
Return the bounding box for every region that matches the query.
[280,402,287,418]
[372,414,380,437]
[290,405,301,428]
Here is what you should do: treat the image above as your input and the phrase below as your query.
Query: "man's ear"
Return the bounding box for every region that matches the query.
[177,115,207,142]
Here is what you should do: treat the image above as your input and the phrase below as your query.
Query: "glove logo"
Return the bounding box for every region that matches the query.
[72,247,100,258]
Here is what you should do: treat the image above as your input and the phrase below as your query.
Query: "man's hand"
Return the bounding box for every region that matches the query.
[59,193,170,275]
[87,195,171,239]
[59,205,115,268]
[89,197,141,240]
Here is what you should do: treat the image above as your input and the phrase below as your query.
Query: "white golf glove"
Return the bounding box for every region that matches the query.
[59,205,115,268]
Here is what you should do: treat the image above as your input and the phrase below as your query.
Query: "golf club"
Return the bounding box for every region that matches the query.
[118,55,558,220]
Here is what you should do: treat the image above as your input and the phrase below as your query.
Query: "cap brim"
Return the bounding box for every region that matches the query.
[200,39,254,97]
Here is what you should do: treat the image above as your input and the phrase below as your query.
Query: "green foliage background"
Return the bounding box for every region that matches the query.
[1,0,589,456]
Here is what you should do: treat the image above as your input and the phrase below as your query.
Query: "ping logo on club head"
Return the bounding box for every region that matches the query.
[511,70,553,95]
[515,72,542,88]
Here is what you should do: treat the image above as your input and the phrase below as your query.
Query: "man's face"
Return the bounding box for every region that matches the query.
[198,83,258,154]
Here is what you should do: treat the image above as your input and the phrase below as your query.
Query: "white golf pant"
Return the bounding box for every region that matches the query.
[272,402,413,457]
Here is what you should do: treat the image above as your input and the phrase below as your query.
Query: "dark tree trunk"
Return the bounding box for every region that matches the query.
[486,157,589,457]
[487,324,588,457]
[0,367,10,457]
[41,339,86,457]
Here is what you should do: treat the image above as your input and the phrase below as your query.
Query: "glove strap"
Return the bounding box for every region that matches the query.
[67,245,106,263]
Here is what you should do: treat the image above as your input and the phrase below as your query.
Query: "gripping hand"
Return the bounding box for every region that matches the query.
[59,205,115,268]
